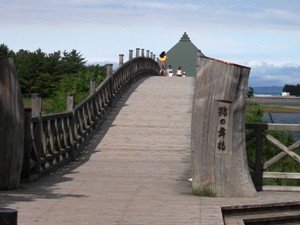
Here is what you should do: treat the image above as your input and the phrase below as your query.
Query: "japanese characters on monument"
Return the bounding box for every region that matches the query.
[216,102,232,155]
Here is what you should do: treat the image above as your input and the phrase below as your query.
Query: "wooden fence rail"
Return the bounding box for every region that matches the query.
[246,123,300,192]
[22,52,159,180]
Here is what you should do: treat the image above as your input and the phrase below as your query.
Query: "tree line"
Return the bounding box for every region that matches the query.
[283,84,300,96]
[0,43,106,99]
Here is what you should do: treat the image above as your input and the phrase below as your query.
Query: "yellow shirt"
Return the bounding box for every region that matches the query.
[159,55,168,62]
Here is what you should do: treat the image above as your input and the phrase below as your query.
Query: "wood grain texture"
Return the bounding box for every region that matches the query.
[192,56,256,197]
[0,57,24,189]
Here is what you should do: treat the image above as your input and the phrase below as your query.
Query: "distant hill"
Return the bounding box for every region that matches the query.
[86,61,118,69]
[252,86,283,96]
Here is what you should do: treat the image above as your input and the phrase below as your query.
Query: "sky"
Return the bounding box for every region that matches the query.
[1,0,300,87]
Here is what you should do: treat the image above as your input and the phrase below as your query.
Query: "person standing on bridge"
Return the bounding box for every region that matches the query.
[158,51,168,76]
[159,51,168,68]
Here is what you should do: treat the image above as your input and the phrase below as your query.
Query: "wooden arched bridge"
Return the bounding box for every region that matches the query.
[0,49,300,225]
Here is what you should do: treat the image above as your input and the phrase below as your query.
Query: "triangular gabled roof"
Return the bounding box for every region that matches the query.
[166,32,204,76]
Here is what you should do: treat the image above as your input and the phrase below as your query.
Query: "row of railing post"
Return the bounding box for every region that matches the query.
[119,49,155,66]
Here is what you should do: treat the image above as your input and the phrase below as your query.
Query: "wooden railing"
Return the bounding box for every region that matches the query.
[22,50,159,180]
[246,123,300,192]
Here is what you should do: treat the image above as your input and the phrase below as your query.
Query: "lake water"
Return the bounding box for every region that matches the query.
[263,113,300,124]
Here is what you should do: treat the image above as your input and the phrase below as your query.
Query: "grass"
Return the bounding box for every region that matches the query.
[259,104,300,114]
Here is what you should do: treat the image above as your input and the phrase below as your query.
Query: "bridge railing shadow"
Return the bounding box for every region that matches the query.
[22,49,160,183]
[0,76,150,207]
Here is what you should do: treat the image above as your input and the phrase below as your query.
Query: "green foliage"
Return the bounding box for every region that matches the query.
[246,102,264,123]
[1,43,106,113]
[59,50,86,74]
[44,66,106,114]
[2,44,87,97]
[245,103,263,166]
[0,43,15,57]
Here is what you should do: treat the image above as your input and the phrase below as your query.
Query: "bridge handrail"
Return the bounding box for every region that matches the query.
[246,122,300,192]
[24,52,159,179]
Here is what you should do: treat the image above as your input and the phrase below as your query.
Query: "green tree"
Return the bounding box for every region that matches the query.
[15,49,37,96]
[45,65,106,113]
[283,84,300,96]
[0,43,15,57]
[59,49,86,75]
[247,87,254,98]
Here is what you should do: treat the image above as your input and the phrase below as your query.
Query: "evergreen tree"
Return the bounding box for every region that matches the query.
[283,84,300,96]
[59,49,86,74]
[46,51,61,76]
[0,43,15,57]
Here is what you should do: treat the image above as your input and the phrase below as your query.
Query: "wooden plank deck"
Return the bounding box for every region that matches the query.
[1,76,300,225]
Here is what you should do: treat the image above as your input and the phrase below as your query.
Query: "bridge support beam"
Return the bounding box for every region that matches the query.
[191,56,257,197]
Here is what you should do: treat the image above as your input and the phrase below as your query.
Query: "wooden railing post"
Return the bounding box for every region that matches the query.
[66,93,77,159]
[106,63,114,106]
[150,52,153,59]
[31,93,42,117]
[67,93,75,112]
[153,54,156,60]
[146,50,150,58]
[136,48,140,57]
[90,78,96,95]
[254,126,264,191]
[106,64,113,77]
[129,50,133,60]
[141,49,145,57]
[119,54,124,65]
[31,93,43,171]
[21,107,33,179]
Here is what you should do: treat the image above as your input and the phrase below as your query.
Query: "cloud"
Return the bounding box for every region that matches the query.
[248,62,300,86]
[1,0,300,31]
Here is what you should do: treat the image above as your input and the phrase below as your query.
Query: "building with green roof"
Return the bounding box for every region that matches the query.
[166,32,204,77]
